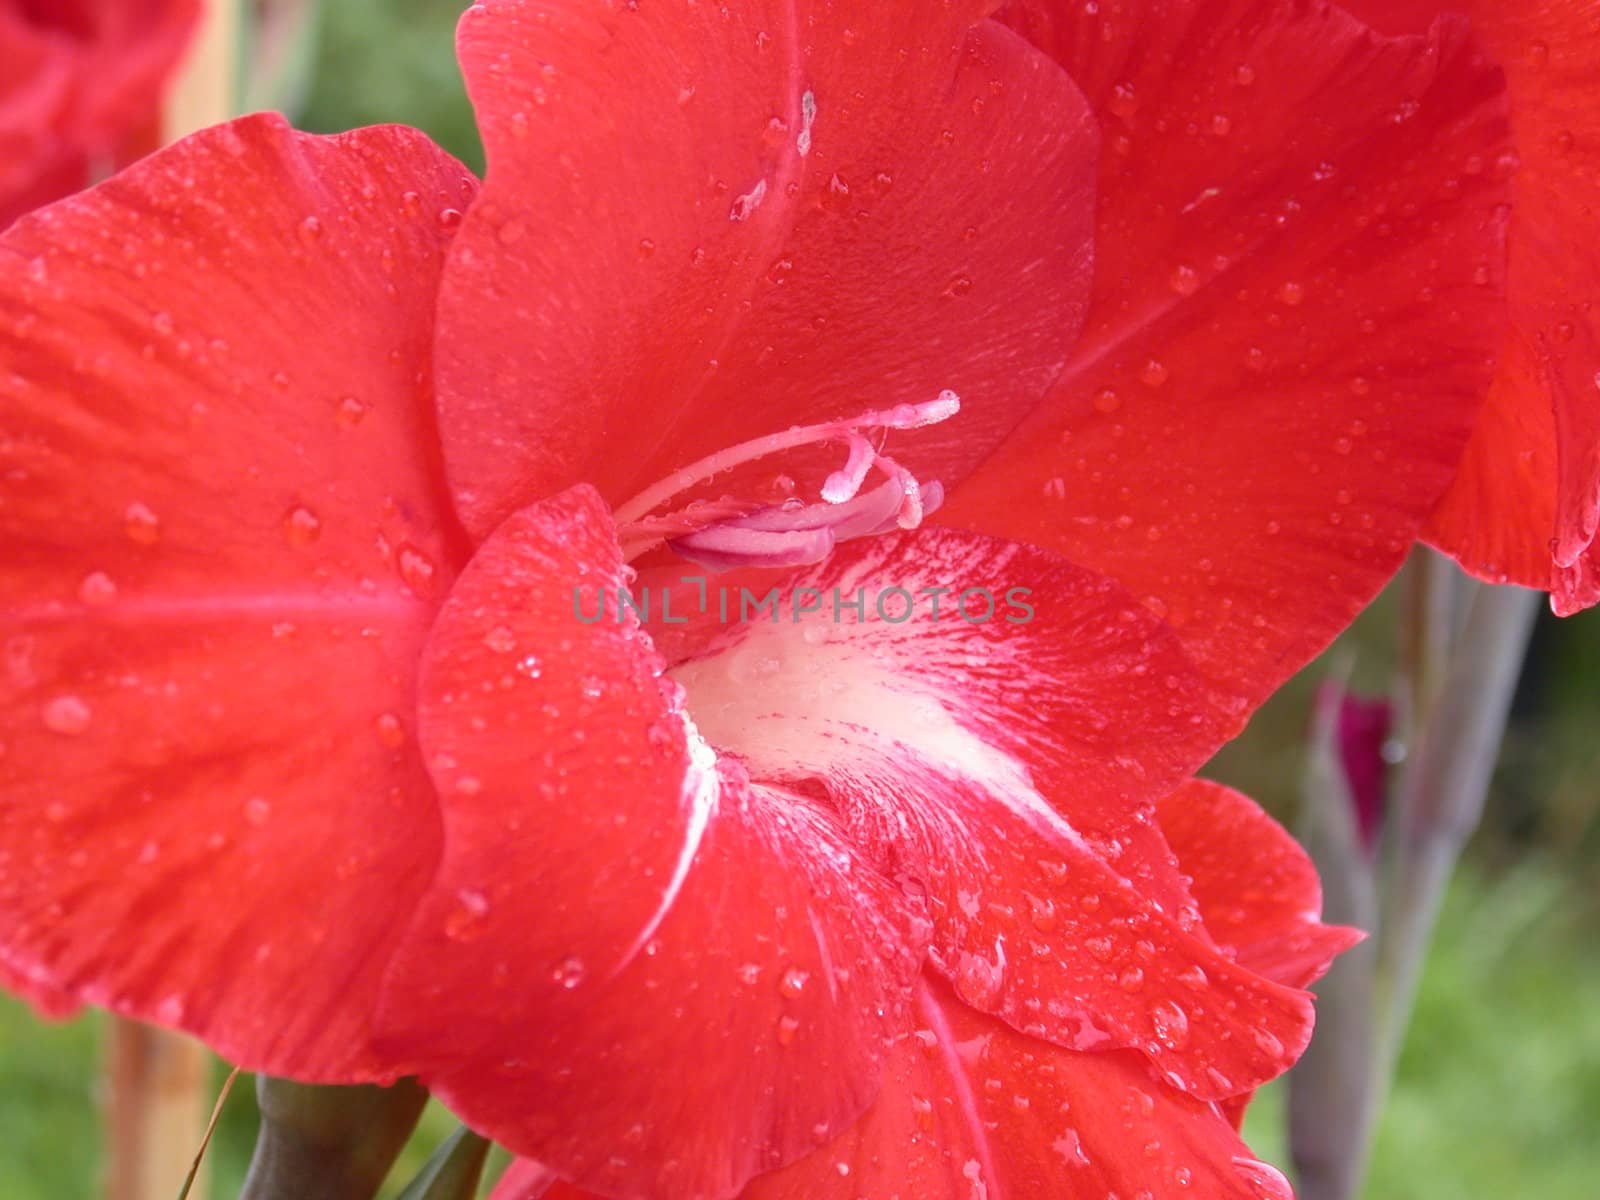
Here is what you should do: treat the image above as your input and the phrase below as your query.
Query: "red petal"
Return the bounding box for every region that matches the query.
[380,486,925,1200]
[0,950,80,1018]
[436,0,1097,537]
[941,1,1512,704]
[1345,0,1600,609]
[741,975,1292,1200]
[503,983,1298,1200]
[0,115,474,1076]
[660,533,1312,1100]
[1158,780,1360,990]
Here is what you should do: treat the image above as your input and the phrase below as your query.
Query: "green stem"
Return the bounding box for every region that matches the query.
[239,1077,428,1200]
[1372,580,1538,1073]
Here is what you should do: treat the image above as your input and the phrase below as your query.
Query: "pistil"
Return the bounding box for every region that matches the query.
[614,391,960,570]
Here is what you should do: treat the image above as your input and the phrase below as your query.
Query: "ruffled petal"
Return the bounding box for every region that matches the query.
[436,0,1098,537]
[941,0,1512,703]
[663,533,1312,1101]
[1343,0,1600,610]
[378,486,926,1200]
[0,115,474,1076]
[1158,780,1360,991]
[504,978,1297,1200]
[741,975,1291,1200]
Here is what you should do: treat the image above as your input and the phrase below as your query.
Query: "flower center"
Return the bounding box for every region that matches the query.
[613,391,961,570]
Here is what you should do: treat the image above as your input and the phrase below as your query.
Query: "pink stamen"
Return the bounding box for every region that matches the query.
[614,391,961,569]
[822,433,876,503]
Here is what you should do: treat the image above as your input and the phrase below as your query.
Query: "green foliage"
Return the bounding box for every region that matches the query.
[1240,862,1600,1199]
[297,0,484,173]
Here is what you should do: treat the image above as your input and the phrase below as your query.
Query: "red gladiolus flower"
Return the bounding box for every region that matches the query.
[0,1,1514,1196]
[1339,0,1600,612]
[0,0,200,228]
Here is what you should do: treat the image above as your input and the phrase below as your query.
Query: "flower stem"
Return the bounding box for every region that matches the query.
[1290,552,1538,1200]
[240,1077,429,1200]
[163,0,244,142]
[1372,576,1538,1074]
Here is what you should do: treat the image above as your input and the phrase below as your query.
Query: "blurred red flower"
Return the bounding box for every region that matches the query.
[0,0,1520,1196]
[0,0,200,228]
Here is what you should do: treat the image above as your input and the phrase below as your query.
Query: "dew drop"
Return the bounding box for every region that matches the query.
[1092,388,1123,414]
[553,955,586,989]
[244,797,272,827]
[942,274,974,298]
[124,502,161,545]
[1168,265,1199,295]
[1108,82,1138,119]
[1139,359,1170,387]
[42,695,92,735]
[335,396,368,427]
[78,571,117,606]
[282,506,322,548]
[437,207,464,230]
[778,966,810,999]
[775,1015,801,1045]
[1150,1000,1190,1048]
[397,545,437,596]
[297,215,324,243]
[445,888,491,941]
[483,625,517,654]
[1277,281,1305,306]
[373,712,407,749]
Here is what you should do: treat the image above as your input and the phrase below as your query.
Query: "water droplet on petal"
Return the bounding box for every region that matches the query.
[778,966,809,999]
[78,571,117,606]
[297,215,324,243]
[1150,999,1190,1048]
[283,506,322,547]
[335,396,369,427]
[397,545,437,596]
[124,502,161,545]
[42,695,92,735]
[553,956,586,989]
[373,712,407,748]
[483,625,517,654]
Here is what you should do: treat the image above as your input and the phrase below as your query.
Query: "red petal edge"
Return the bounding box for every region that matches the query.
[943,0,1513,702]
[0,113,475,1078]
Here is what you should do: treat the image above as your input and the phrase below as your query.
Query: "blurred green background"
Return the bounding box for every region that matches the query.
[3,1,1598,1196]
